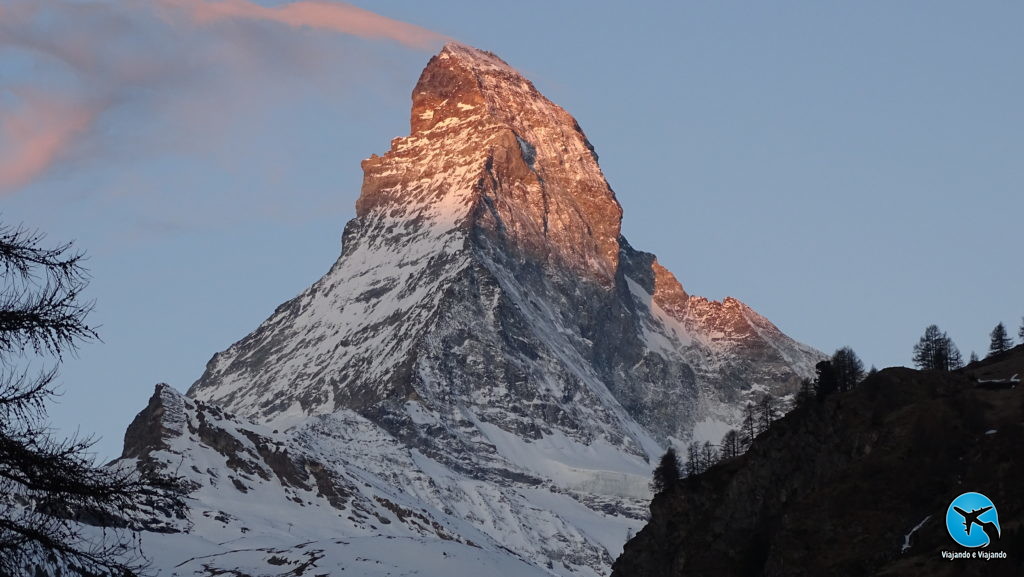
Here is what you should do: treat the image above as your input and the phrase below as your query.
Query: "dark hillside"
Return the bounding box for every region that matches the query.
[612,346,1024,576]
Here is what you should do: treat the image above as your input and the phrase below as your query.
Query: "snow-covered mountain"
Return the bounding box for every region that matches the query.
[113,43,823,576]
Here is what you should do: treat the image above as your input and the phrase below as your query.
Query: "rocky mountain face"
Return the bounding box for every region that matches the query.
[612,346,1024,577]
[113,43,822,576]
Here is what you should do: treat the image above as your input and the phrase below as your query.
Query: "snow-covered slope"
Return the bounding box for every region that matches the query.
[109,43,823,576]
[116,383,640,576]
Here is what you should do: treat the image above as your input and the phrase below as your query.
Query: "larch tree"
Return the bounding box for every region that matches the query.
[0,223,179,576]
[756,394,778,433]
[684,443,701,477]
[740,402,758,448]
[720,430,742,460]
[831,347,864,392]
[912,325,962,371]
[699,441,717,471]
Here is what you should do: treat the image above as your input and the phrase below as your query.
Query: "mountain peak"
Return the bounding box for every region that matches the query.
[409,42,526,134]
[357,43,625,282]
[167,46,824,575]
[439,41,515,72]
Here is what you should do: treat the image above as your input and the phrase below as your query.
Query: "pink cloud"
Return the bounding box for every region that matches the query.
[161,0,448,50]
[0,0,449,194]
[0,91,99,193]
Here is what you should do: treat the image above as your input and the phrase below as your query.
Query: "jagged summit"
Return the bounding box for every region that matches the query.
[357,42,623,283]
[122,44,824,577]
[188,42,820,437]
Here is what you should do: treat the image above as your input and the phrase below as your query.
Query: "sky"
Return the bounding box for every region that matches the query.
[2,1,1021,461]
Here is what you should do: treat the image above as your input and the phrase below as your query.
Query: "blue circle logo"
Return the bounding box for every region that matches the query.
[946,492,1001,548]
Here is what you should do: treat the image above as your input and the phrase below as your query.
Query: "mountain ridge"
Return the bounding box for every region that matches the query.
[113,42,823,576]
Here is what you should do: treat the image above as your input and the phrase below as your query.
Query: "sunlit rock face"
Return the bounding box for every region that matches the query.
[119,42,828,576]
[360,42,623,283]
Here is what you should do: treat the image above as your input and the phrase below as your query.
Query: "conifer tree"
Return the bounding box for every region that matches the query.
[740,402,758,447]
[947,341,964,370]
[795,378,815,407]
[684,443,701,477]
[912,325,962,371]
[814,360,837,400]
[699,441,717,471]
[1019,317,1024,344]
[969,351,979,364]
[989,322,1013,357]
[651,447,681,493]
[757,394,778,432]
[831,347,864,392]
[0,223,179,576]
[720,429,742,460]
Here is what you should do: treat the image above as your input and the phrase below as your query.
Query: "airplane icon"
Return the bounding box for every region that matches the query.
[953,506,1000,544]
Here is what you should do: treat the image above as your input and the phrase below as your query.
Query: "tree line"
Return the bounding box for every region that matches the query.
[652,345,866,492]
[652,316,1024,493]
[912,319,1022,371]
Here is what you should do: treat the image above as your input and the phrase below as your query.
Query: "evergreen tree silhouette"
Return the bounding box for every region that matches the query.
[912,325,962,370]
[651,447,681,492]
[989,322,1014,357]
[832,347,864,392]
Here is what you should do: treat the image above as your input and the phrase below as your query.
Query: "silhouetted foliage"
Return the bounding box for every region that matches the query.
[989,322,1013,357]
[795,378,815,408]
[740,402,758,448]
[756,394,778,432]
[866,365,878,379]
[720,429,742,460]
[912,325,962,371]
[1019,317,1024,344]
[814,360,837,401]
[682,441,719,477]
[0,223,179,576]
[831,347,864,392]
[947,342,964,370]
[684,443,701,477]
[651,447,681,493]
[699,441,717,471]
[969,351,979,364]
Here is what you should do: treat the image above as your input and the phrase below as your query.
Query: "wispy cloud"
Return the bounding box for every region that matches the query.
[161,0,446,50]
[0,0,448,195]
[0,90,100,190]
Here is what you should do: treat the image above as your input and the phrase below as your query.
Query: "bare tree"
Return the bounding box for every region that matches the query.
[0,223,177,576]
[699,441,717,471]
[740,402,757,448]
[719,429,742,460]
[684,443,701,477]
[756,394,778,433]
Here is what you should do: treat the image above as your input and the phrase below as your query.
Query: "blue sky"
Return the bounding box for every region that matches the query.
[2,1,1021,460]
